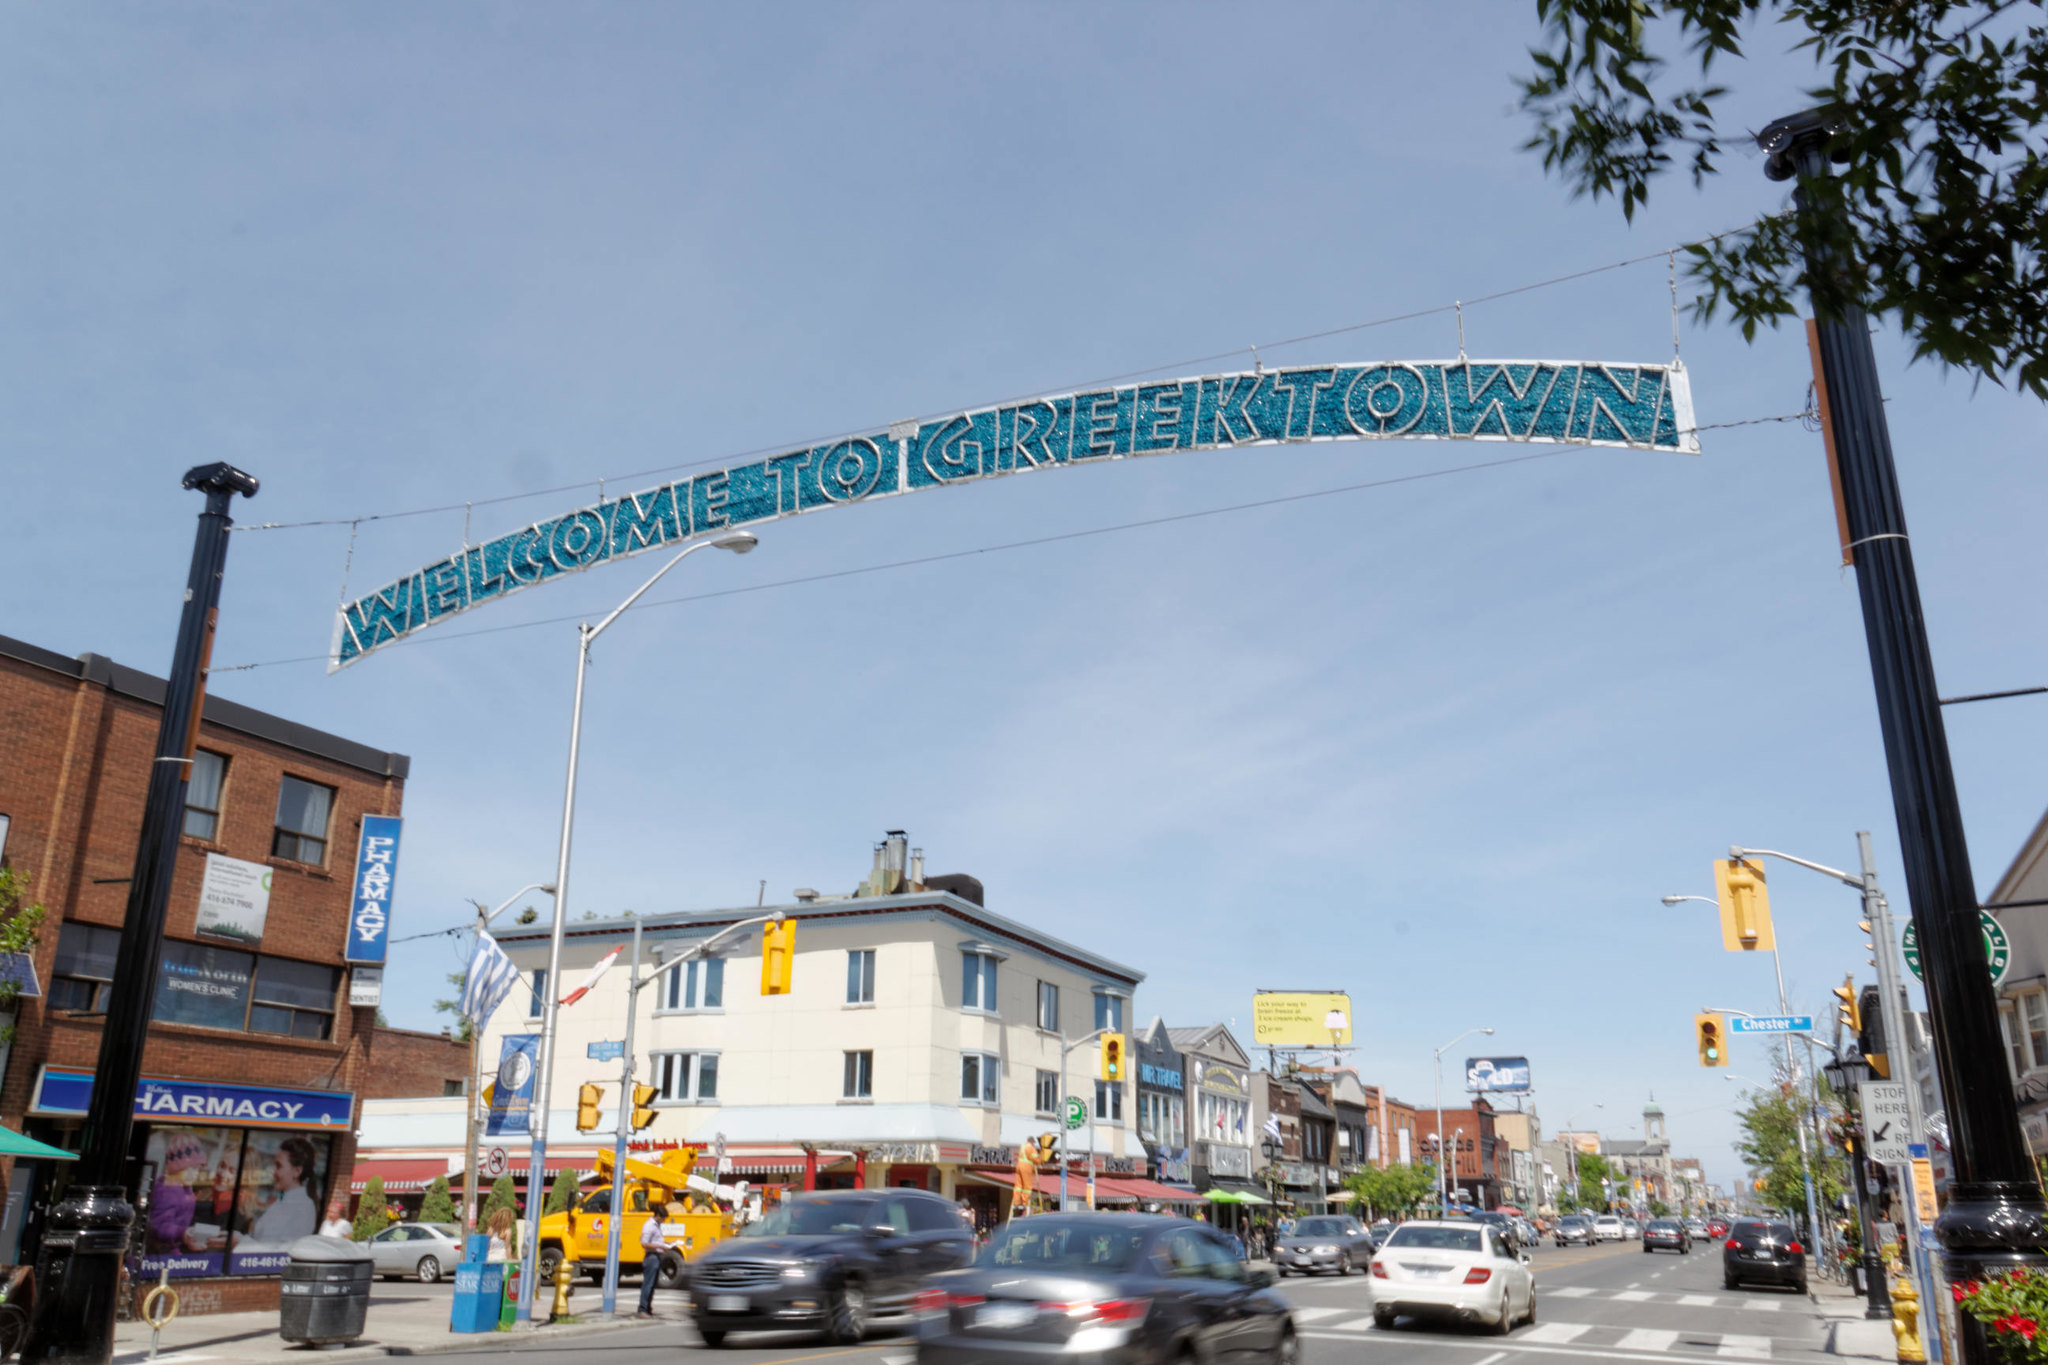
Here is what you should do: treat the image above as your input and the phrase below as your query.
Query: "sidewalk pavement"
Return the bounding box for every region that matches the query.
[1814,1275,1902,1360]
[110,1284,693,1365]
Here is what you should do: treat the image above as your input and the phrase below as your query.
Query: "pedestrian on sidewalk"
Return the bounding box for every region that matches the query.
[635,1210,675,1317]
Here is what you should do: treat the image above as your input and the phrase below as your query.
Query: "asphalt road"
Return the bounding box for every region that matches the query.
[396,1238,1843,1365]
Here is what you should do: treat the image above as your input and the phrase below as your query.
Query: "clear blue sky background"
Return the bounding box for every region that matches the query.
[6,4,2043,1193]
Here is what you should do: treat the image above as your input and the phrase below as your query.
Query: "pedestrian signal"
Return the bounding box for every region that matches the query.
[630,1083,659,1131]
[1100,1033,1126,1083]
[1695,1012,1727,1068]
[575,1082,603,1131]
[761,916,796,995]
[1713,858,1775,951]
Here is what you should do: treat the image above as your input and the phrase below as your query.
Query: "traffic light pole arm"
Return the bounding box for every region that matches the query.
[1730,846,1863,890]
[628,911,787,998]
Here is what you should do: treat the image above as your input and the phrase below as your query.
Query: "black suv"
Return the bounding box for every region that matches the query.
[687,1189,973,1346]
[1722,1218,1807,1293]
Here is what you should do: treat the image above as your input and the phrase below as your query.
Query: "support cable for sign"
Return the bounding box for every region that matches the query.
[228,228,1746,536]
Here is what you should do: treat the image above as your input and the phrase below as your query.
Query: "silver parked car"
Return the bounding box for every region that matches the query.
[365,1222,464,1282]
[1274,1215,1376,1276]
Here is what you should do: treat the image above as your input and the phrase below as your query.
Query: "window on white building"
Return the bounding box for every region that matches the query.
[1093,992,1124,1034]
[1035,1069,1059,1115]
[960,1052,1000,1106]
[528,969,547,1018]
[843,1050,873,1099]
[1036,981,1059,1032]
[650,1050,719,1103]
[846,950,875,1005]
[2025,991,2048,1071]
[658,956,723,1012]
[962,952,999,1013]
[1095,1079,1123,1123]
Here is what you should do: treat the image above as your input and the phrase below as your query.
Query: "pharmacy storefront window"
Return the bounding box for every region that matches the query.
[29,1067,352,1280]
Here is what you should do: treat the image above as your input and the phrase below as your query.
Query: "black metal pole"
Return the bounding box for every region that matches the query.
[1762,110,2048,1353]
[21,464,258,1365]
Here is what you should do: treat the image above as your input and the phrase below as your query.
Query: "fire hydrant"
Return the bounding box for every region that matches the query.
[1890,1271,1927,1363]
[549,1255,575,1321]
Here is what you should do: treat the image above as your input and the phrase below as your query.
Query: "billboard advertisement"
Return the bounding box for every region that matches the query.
[1464,1056,1532,1093]
[1251,992,1353,1047]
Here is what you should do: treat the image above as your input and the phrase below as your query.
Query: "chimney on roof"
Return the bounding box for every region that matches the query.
[910,847,925,888]
[882,831,908,878]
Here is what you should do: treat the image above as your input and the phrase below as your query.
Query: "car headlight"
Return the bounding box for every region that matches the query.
[781,1262,817,1281]
[1312,1246,1337,1255]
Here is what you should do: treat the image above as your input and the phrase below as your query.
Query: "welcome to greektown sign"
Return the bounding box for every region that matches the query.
[330,360,1696,668]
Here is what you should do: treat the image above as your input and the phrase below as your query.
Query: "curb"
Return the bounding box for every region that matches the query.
[382,1314,682,1356]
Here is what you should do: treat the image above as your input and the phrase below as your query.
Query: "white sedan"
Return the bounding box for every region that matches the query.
[1369,1220,1536,1333]
[1593,1215,1625,1241]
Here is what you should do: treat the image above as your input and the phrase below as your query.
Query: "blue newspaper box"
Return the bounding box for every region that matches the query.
[450,1236,504,1334]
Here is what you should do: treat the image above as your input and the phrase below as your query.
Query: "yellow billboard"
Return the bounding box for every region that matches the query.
[1252,992,1354,1046]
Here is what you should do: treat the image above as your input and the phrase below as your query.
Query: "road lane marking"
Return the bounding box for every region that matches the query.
[1718,1334,1773,1357]
[1744,1299,1782,1311]
[1473,1353,1507,1365]
[1330,1315,1379,1331]
[1551,1286,1595,1297]
[1679,1294,1717,1306]
[1617,1328,1678,1351]
[1301,1333,1781,1364]
[1291,1306,1346,1322]
[1614,1290,1654,1301]
[1627,1281,1643,1288]
[1523,1323,1591,1343]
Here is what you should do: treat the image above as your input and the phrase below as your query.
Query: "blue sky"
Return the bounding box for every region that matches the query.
[6,4,2043,1192]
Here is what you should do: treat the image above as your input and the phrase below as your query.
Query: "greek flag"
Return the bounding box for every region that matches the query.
[459,931,520,1026]
[1263,1115,1282,1140]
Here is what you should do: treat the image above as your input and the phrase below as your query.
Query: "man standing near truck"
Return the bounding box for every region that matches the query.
[635,1210,676,1318]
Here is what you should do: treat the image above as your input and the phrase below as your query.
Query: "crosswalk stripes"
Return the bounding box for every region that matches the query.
[1679,1294,1718,1306]
[1744,1299,1782,1311]
[1551,1285,1596,1297]
[1617,1328,1679,1351]
[1717,1334,1774,1357]
[1522,1323,1591,1343]
[1614,1290,1656,1301]
[1288,1306,1346,1322]
[1329,1315,1379,1332]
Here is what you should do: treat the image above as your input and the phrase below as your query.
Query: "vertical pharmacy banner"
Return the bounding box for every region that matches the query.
[345,816,402,964]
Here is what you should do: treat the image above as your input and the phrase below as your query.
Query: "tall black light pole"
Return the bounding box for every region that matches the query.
[21,464,258,1365]
[1761,109,2048,1339]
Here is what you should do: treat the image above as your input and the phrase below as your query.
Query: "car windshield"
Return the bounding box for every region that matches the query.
[1561,1218,1587,1227]
[741,1198,875,1237]
[1650,1220,1679,1231]
[979,1220,1145,1270]
[1384,1225,1482,1252]
[1292,1218,1347,1237]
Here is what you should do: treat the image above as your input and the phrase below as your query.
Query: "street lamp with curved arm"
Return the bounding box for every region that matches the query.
[1433,1027,1494,1209]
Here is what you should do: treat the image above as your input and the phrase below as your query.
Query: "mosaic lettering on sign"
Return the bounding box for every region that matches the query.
[330,361,1697,669]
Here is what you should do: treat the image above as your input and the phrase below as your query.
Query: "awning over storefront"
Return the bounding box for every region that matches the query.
[350,1158,456,1193]
[1204,1182,1271,1205]
[1108,1177,1201,1203]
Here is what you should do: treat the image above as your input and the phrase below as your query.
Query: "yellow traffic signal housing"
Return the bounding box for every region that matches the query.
[1858,983,1890,1079]
[1695,1012,1728,1068]
[575,1081,603,1131]
[1833,976,1861,1034]
[1100,1033,1127,1083]
[1713,858,1776,951]
[630,1083,659,1132]
[760,917,796,995]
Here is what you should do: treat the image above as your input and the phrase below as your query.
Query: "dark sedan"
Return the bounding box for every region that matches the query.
[1273,1215,1375,1276]
[1722,1219,1807,1293]
[1642,1218,1691,1254]
[913,1213,1297,1365]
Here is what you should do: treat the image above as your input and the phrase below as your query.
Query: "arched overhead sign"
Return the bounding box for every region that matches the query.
[331,359,1695,668]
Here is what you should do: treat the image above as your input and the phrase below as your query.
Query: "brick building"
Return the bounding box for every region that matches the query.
[360,1027,471,1101]
[0,635,408,1312]
[1417,1099,1506,1209]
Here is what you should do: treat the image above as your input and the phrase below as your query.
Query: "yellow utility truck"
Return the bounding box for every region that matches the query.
[534,1147,739,1287]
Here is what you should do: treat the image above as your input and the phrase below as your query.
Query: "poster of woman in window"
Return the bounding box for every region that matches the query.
[136,1127,329,1277]
[227,1133,326,1273]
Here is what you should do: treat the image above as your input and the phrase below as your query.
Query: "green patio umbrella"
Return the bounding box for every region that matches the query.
[0,1125,77,1160]
[1203,1189,1242,1203]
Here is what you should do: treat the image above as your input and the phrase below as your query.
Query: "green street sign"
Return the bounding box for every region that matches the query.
[1902,911,2010,986]
[1062,1097,1087,1130]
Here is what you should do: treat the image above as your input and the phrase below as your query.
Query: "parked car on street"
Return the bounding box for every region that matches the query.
[1368,1220,1535,1333]
[1683,1218,1709,1238]
[365,1222,463,1282]
[1273,1214,1376,1276]
[1369,1220,1396,1245]
[1621,1217,1641,1240]
[1592,1215,1625,1242]
[911,1213,1296,1365]
[1706,1218,1730,1239]
[1642,1219,1692,1254]
[688,1188,975,1346]
[1553,1216,1595,1248]
[1722,1219,1808,1293]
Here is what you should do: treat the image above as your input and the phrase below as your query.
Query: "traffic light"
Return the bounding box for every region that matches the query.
[1858,984,1890,1079]
[1833,975,1861,1036]
[1713,858,1776,951]
[760,916,796,995]
[575,1082,603,1131]
[1100,1033,1126,1083]
[1695,1013,1727,1068]
[1025,1133,1058,1164]
[630,1083,659,1132]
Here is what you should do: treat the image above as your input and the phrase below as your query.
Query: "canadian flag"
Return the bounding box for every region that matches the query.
[558,945,624,1007]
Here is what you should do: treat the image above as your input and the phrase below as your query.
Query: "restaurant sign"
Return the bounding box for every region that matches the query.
[332,360,1698,668]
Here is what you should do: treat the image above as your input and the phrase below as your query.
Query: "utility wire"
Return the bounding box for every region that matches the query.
[231,231,1740,535]
[213,410,1805,675]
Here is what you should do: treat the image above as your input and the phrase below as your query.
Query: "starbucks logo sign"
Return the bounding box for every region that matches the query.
[1902,910,2010,986]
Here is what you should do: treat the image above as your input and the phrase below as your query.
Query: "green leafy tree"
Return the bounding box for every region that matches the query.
[432,971,474,1043]
[1344,1161,1440,1220]
[1520,1,2048,396]
[0,871,47,1045]
[545,1169,578,1216]
[1650,1198,1673,1218]
[418,1175,458,1225]
[353,1177,391,1240]
[482,1174,519,1227]
[1734,1072,1845,1230]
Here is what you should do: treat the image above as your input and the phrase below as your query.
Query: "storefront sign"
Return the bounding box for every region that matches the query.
[486,1035,539,1137]
[1139,1062,1182,1090]
[1205,1142,1253,1178]
[970,1145,1016,1166]
[194,854,272,946]
[345,816,402,964]
[1198,1064,1247,1097]
[348,968,383,1008]
[30,1067,354,1130]
[866,1142,937,1163]
[154,942,253,1031]
[331,361,1699,668]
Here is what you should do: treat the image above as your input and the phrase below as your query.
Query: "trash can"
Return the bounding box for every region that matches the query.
[279,1235,374,1345]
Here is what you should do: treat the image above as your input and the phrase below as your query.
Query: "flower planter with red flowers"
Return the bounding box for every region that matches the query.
[1956,1270,2048,1360]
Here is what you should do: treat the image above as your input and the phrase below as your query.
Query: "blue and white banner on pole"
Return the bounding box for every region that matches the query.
[1727,1015,1814,1034]
[345,815,402,964]
[486,1034,540,1137]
